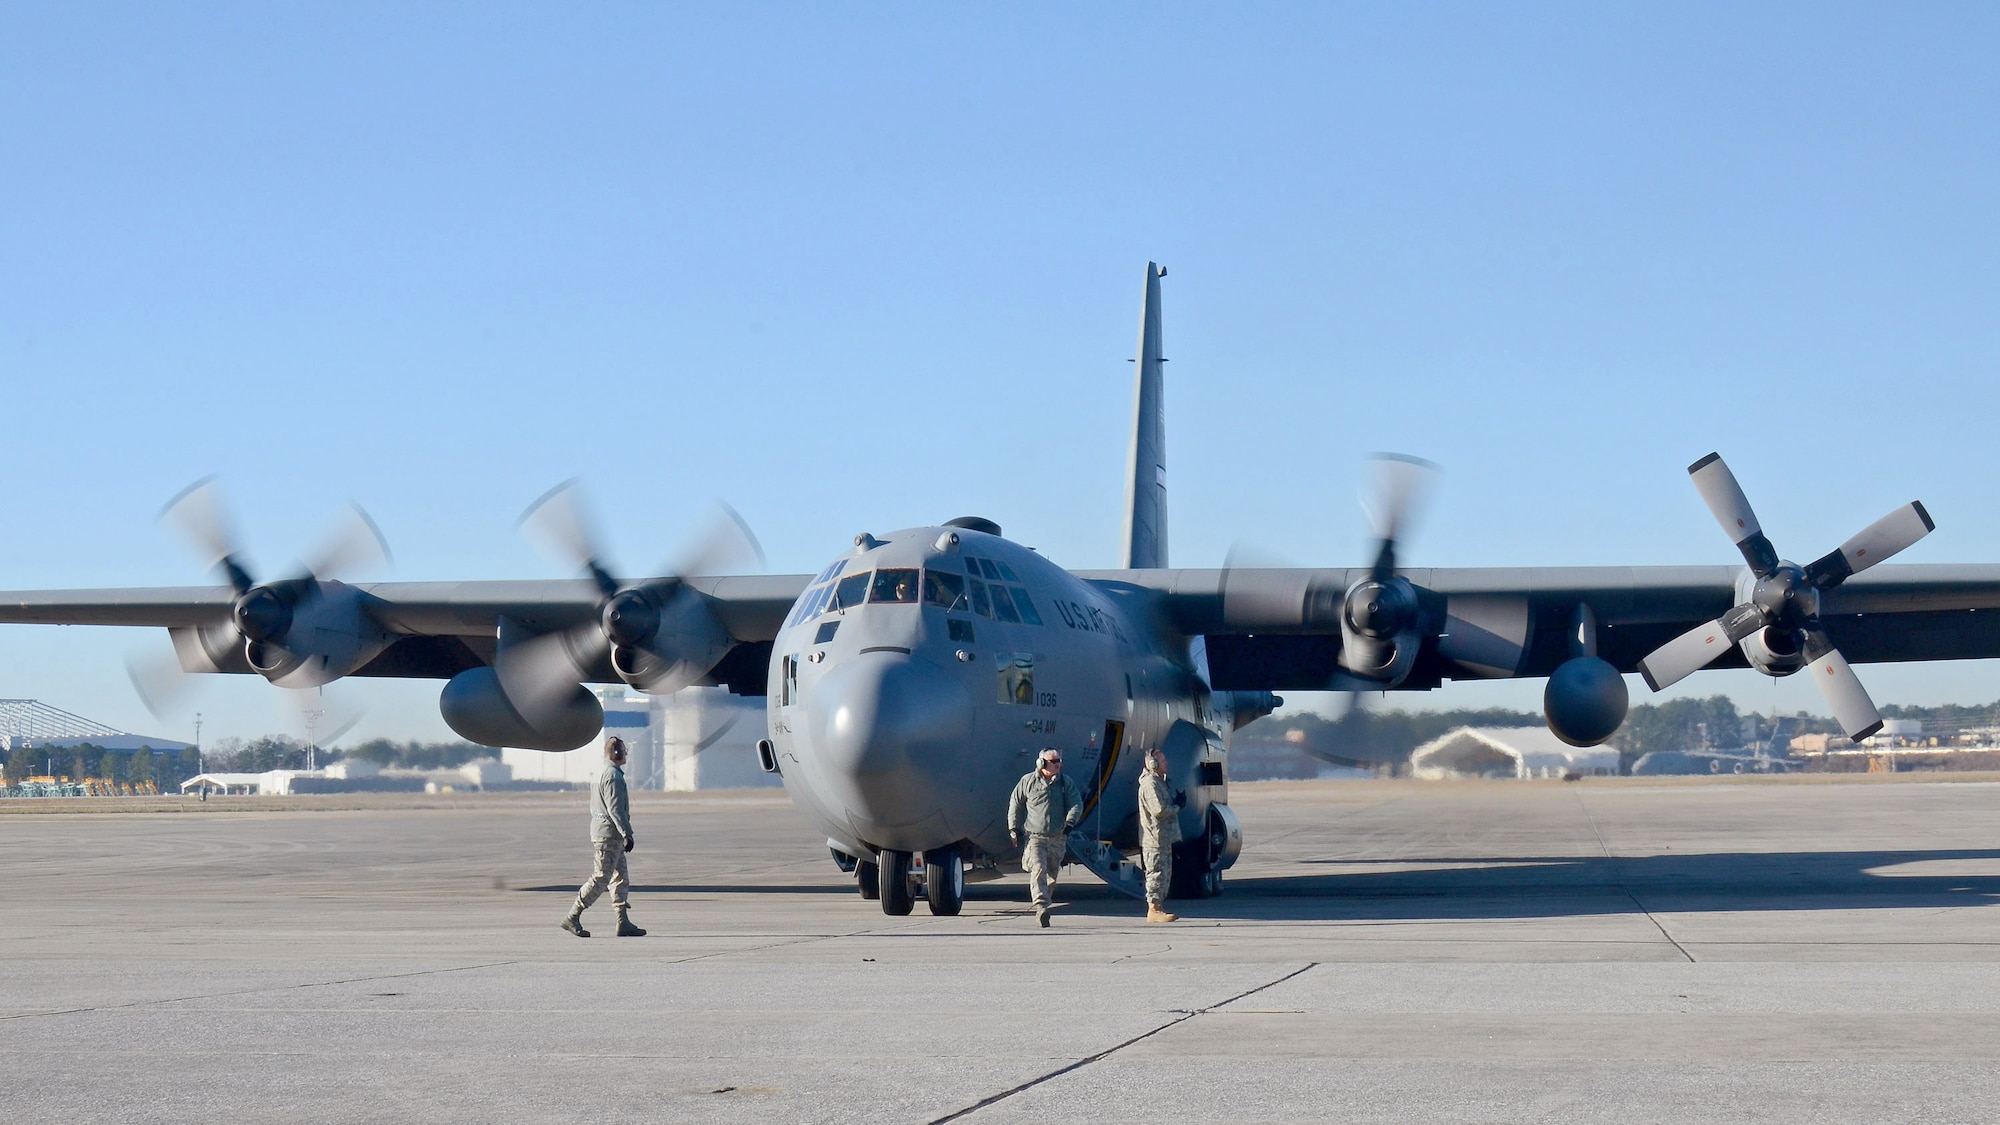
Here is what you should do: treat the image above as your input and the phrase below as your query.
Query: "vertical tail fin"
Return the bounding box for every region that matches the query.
[1121,262,1168,569]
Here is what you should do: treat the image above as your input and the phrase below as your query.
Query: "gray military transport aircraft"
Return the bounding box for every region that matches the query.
[7,262,2000,916]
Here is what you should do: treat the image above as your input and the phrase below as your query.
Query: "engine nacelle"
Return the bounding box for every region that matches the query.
[168,581,389,688]
[609,587,736,694]
[1543,655,1629,747]
[1739,625,1807,677]
[1337,577,1422,686]
[440,666,604,751]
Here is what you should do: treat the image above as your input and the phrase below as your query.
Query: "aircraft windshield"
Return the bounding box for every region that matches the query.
[870,568,920,604]
[924,570,967,610]
[830,572,870,612]
[989,583,1023,623]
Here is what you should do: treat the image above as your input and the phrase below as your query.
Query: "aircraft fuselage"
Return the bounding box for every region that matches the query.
[765,521,1244,891]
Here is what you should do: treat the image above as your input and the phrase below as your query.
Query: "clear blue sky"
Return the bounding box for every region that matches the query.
[4,4,1998,744]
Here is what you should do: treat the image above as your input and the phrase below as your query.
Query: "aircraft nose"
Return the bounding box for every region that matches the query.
[809,652,974,834]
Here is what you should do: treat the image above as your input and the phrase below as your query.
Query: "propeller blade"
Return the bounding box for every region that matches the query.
[161,477,254,592]
[665,502,766,581]
[126,649,196,721]
[495,622,608,715]
[1806,501,1934,588]
[1688,453,1780,577]
[282,684,366,748]
[299,503,394,582]
[1637,604,1766,692]
[520,480,619,596]
[1359,453,1436,574]
[1802,630,1883,741]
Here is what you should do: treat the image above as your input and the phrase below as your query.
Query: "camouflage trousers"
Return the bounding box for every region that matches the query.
[1023,832,1066,909]
[577,838,630,911]
[1142,841,1173,905]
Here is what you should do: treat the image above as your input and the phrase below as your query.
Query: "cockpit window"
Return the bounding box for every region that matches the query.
[1009,587,1043,625]
[968,577,992,617]
[994,560,1021,583]
[989,583,1023,623]
[869,568,920,604]
[924,569,967,610]
[973,558,1001,580]
[813,559,847,585]
[788,583,829,628]
[830,572,870,612]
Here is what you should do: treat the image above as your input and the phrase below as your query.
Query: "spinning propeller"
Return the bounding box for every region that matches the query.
[1334,453,1438,688]
[1636,453,1933,741]
[127,477,389,742]
[498,481,762,710]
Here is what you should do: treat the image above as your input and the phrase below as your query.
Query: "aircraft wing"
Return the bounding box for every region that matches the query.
[0,574,812,693]
[1078,564,2000,691]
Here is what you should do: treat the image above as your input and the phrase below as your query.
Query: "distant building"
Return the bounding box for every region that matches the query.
[1410,726,1619,780]
[502,687,779,792]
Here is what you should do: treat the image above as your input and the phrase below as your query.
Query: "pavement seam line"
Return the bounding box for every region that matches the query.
[1573,789,1696,963]
[666,927,881,964]
[0,960,520,1023]
[923,961,1319,1124]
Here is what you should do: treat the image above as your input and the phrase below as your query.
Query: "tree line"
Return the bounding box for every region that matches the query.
[1231,694,1980,775]
[4,743,201,787]
[3,735,501,787]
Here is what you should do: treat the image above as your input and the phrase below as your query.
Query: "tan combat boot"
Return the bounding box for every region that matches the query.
[615,906,646,937]
[1146,903,1179,923]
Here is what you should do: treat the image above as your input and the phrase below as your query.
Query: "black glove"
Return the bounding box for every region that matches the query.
[1172,790,1187,808]
[623,835,636,853]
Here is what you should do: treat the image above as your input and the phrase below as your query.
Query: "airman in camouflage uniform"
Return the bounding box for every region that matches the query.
[560,737,646,938]
[1008,748,1082,927]
[1138,748,1181,922]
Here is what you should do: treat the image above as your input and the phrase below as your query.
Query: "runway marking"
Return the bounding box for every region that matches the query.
[923,962,1318,1124]
[1574,789,1695,963]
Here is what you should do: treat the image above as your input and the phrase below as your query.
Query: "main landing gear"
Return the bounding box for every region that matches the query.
[1170,809,1231,900]
[854,845,964,916]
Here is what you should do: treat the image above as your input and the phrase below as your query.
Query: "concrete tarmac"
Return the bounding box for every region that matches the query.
[5,775,2000,1123]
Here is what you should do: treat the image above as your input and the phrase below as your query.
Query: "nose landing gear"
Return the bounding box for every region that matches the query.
[866,846,965,916]
[923,845,964,916]
[880,850,915,915]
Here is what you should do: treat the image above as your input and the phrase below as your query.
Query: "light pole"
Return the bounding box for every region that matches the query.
[193,713,203,774]
[302,707,324,772]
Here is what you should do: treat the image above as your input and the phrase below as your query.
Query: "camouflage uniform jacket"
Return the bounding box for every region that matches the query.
[1138,770,1182,847]
[1008,770,1083,837]
[590,763,634,842]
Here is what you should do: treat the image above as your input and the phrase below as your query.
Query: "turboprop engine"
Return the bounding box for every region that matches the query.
[1737,623,1808,677]
[479,481,762,742]
[1638,453,1933,742]
[143,479,395,693]
[1335,454,1436,688]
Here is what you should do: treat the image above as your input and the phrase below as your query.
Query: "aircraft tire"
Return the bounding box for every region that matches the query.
[880,850,915,916]
[1169,840,1214,899]
[924,845,964,916]
[857,859,881,900]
